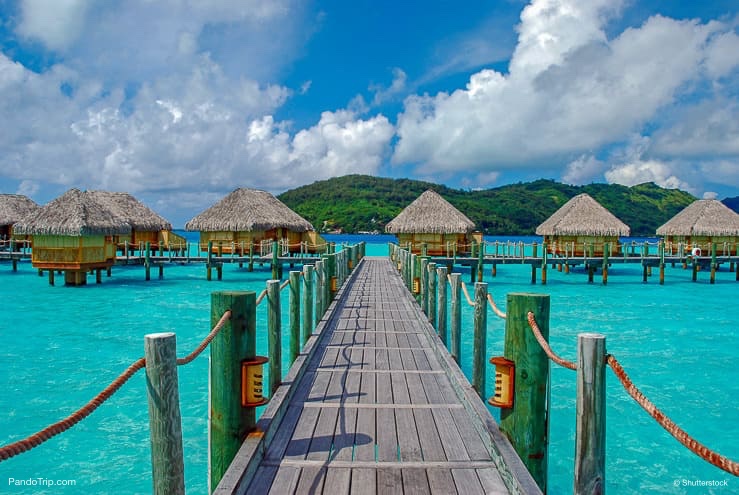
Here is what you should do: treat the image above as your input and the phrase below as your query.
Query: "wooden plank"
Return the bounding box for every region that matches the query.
[266,465,300,494]
[349,468,376,495]
[451,468,485,495]
[449,408,492,461]
[402,468,431,495]
[294,466,326,494]
[432,408,470,461]
[427,468,457,494]
[377,468,403,495]
[322,467,351,494]
[413,409,446,462]
[477,467,510,495]
[247,465,278,494]
[353,363,377,462]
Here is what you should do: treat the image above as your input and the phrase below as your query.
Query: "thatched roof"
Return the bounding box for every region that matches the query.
[535,193,630,236]
[185,188,314,232]
[13,189,132,236]
[0,194,40,226]
[88,191,172,231]
[656,199,739,236]
[385,190,476,234]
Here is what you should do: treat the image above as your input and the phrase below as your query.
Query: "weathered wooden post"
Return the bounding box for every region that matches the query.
[602,242,609,285]
[574,333,606,495]
[659,240,666,285]
[144,332,185,495]
[145,241,152,281]
[450,273,462,364]
[289,271,301,364]
[209,291,255,492]
[420,257,429,316]
[267,280,282,396]
[302,264,314,345]
[710,242,717,284]
[206,241,213,281]
[428,262,437,328]
[472,282,488,397]
[437,266,448,345]
[248,243,254,272]
[271,240,279,280]
[478,239,484,282]
[500,293,550,492]
[315,259,324,323]
[541,242,548,285]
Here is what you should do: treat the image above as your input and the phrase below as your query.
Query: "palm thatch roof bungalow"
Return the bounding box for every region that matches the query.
[385,189,481,255]
[0,194,40,242]
[88,191,184,254]
[13,188,131,285]
[536,193,630,256]
[656,199,739,256]
[185,188,326,255]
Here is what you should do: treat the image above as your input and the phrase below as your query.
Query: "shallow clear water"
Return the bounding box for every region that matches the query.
[0,234,737,494]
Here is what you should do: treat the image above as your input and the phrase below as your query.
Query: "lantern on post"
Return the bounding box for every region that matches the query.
[241,356,269,407]
[488,356,515,409]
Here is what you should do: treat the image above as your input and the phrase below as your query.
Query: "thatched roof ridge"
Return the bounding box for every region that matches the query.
[185,188,314,232]
[385,190,476,234]
[656,199,739,236]
[13,189,131,236]
[89,191,172,231]
[0,194,40,226]
[535,193,630,236]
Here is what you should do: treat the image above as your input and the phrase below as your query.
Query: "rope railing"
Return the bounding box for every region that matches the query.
[526,311,577,370]
[487,294,506,319]
[255,288,268,305]
[0,310,232,462]
[459,281,476,307]
[606,354,739,476]
[525,311,739,476]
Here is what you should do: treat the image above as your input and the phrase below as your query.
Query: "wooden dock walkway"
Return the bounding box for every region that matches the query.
[215,257,540,495]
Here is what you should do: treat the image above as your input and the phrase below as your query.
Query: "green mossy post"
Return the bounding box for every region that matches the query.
[289,271,301,364]
[436,266,448,345]
[574,333,606,495]
[478,240,484,282]
[501,293,550,493]
[144,332,185,495]
[209,291,256,493]
[302,264,314,345]
[472,282,488,397]
[315,259,324,324]
[271,240,279,280]
[602,242,609,285]
[420,257,429,316]
[267,280,282,397]
[428,262,437,329]
[449,273,462,364]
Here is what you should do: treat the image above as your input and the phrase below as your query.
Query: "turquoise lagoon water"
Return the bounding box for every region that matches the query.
[0,234,737,494]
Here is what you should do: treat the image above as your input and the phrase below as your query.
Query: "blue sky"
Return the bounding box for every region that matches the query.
[1,0,738,226]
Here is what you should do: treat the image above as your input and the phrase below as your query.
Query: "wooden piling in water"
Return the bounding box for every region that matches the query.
[500,292,550,492]
[289,271,301,364]
[428,262,437,328]
[472,282,488,398]
[436,265,448,345]
[144,332,185,495]
[574,333,606,495]
[209,291,255,492]
[315,260,324,325]
[302,265,314,345]
[267,280,282,397]
[449,272,462,364]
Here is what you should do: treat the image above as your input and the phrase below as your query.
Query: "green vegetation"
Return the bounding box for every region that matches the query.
[278,175,700,236]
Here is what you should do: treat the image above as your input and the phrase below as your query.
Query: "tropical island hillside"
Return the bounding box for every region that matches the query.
[278,175,737,236]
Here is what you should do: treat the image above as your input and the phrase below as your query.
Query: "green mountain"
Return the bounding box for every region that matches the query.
[277,175,699,236]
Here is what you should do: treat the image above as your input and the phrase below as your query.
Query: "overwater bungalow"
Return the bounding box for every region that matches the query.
[385,189,481,255]
[656,199,739,256]
[13,188,131,285]
[185,188,326,255]
[88,191,184,254]
[0,194,40,244]
[536,193,630,257]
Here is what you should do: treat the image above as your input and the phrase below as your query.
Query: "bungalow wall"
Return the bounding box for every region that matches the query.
[199,229,327,255]
[30,234,117,269]
[544,235,622,257]
[396,232,480,256]
[662,235,738,256]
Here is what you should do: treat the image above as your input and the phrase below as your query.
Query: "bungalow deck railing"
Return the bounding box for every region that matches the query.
[389,243,739,493]
[0,243,365,494]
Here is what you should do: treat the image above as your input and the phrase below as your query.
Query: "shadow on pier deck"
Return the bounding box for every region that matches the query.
[215,257,541,495]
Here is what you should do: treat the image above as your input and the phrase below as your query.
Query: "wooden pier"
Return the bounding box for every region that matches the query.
[214,257,541,494]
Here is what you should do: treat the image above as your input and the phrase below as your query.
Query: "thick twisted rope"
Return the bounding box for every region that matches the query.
[607,354,739,476]
[0,310,232,462]
[0,358,146,461]
[487,294,506,319]
[526,312,577,370]
[255,288,268,305]
[176,310,231,366]
[459,281,476,307]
